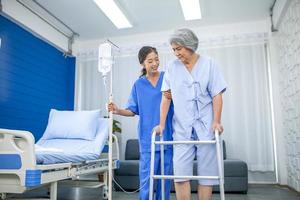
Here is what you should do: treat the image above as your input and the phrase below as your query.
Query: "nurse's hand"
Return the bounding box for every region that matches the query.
[107,102,119,114]
[163,90,172,100]
[212,122,224,134]
[153,125,164,135]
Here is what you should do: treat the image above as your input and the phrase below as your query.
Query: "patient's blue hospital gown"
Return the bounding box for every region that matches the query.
[126,72,173,200]
[161,56,227,185]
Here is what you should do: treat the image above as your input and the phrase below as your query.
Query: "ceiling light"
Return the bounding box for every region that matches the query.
[93,0,132,29]
[179,0,202,20]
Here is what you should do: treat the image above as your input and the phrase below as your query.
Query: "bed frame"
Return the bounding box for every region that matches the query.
[0,128,119,200]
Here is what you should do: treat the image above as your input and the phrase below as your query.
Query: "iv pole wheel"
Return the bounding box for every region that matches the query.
[0,193,6,200]
[102,186,108,199]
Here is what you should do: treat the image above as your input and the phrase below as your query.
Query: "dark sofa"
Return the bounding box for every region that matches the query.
[114,139,248,193]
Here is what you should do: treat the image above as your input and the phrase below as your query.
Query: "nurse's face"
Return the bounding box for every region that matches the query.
[142,51,160,75]
[171,43,193,63]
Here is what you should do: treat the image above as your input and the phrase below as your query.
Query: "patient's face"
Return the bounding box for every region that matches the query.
[142,51,160,75]
[171,43,193,64]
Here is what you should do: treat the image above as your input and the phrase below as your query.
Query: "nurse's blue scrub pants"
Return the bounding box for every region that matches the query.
[139,149,173,200]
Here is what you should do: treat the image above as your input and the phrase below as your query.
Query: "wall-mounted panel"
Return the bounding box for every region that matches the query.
[0,15,75,141]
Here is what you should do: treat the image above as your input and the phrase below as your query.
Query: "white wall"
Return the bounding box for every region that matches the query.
[272,0,290,29]
[73,20,270,53]
[1,0,69,52]
[270,0,300,191]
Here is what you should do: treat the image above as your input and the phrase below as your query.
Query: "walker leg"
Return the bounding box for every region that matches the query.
[160,135,165,200]
[215,131,225,200]
[149,132,156,200]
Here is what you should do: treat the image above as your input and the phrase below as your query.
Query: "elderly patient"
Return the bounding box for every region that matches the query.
[156,28,227,200]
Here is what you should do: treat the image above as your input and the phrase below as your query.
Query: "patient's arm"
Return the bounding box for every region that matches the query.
[212,93,224,133]
[163,90,172,100]
[108,102,135,117]
[154,93,171,134]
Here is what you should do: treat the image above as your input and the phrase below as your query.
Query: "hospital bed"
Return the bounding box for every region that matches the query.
[0,112,119,200]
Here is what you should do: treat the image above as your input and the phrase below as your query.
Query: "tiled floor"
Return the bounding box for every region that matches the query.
[6,184,300,200]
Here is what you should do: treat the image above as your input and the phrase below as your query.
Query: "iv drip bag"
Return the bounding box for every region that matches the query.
[98,42,113,76]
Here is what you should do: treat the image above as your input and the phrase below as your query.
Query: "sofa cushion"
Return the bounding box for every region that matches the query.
[224,160,248,177]
[125,139,140,160]
[222,140,227,160]
[115,160,139,176]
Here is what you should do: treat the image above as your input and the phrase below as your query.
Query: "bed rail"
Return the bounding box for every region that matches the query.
[0,128,39,193]
[0,128,36,170]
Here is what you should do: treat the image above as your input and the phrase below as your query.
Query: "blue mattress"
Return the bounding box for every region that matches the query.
[36,152,100,164]
[35,118,109,164]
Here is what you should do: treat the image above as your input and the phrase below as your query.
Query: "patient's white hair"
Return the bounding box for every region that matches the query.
[169,28,198,52]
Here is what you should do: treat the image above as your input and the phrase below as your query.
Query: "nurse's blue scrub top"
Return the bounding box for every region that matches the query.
[126,72,173,153]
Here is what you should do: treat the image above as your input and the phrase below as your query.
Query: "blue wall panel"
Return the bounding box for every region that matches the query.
[0,15,75,141]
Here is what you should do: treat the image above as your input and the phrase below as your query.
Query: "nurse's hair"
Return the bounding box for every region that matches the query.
[138,46,158,77]
[169,28,198,52]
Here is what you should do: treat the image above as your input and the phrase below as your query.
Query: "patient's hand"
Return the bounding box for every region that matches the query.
[212,121,224,134]
[107,102,119,114]
[163,90,172,100]
[153,125,164,135]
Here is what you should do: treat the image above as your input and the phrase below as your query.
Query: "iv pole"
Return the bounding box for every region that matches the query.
[98,39,119,200]
[108,39,119,200]
[108,62,113,200]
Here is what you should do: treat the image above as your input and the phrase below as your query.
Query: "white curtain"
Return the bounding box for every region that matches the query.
[75,35,274,172]
[201,45,274,171]
[75,50,106,111]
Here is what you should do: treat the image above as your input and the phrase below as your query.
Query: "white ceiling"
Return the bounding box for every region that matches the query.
[35,0,275,41]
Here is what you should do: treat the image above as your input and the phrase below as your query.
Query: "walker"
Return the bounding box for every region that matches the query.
[149,130,225,200]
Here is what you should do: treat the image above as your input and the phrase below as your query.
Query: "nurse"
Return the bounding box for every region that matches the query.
[108,46,173,200]
[157,28,227,200]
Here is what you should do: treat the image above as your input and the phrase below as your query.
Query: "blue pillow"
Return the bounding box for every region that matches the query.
[43,109,100,140]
